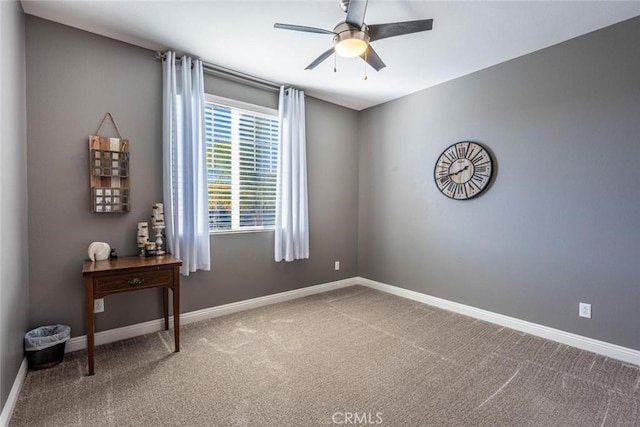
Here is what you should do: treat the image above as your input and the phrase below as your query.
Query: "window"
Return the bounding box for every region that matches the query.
[205,95,279,232]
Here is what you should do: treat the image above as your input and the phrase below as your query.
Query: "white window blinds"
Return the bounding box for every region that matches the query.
[205,97,279,232]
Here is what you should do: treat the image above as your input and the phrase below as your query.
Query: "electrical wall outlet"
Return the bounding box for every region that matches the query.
[94,298,105,313]
[334,261,340,271]
[579,302,591,319]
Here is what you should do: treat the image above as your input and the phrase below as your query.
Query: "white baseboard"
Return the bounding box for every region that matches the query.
[0,357,27,427]
[65,275,639,366]
[66,277,357,353]
[357,277,640,366]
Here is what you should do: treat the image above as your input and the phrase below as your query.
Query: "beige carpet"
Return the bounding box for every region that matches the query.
[10,286,640,426]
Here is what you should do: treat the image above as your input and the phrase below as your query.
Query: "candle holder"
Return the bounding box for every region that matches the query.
[153,226,165,255]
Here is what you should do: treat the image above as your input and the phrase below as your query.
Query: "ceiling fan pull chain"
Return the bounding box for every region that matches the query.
[334,53,337,73]
[364,50,368,80]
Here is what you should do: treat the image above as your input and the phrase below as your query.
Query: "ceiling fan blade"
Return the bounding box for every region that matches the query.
[274,23,335,35]
[368,19,433,42]
[345,0,368,28]
[305,47,335,70]
[361,45,386,72]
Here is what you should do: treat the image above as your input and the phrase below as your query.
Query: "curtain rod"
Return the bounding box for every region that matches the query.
[155,52,283,93]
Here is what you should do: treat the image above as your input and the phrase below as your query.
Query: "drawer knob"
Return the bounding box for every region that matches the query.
[127,278,145,286]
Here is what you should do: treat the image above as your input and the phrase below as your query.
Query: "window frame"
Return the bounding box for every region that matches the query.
[204,94,279,235]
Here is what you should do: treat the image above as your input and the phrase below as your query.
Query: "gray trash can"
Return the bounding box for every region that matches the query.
[24,325,71,370]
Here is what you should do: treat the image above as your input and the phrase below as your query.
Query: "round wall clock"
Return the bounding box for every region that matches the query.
[434,141,493,200]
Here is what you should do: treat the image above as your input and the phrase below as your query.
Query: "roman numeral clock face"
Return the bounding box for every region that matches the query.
[434,141,493,200]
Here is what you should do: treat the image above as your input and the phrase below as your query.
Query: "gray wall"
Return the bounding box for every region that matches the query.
[0,0,29,409]
[358,16,640,350]
[25,17,359,336]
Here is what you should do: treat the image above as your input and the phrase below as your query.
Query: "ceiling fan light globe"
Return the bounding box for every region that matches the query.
[335,38,368,57]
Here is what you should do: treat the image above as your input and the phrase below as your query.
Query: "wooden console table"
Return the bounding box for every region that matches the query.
[82,255,182,375]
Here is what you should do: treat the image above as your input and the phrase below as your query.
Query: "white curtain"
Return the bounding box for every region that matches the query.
[162,51,210,276]
[275,87,309,262]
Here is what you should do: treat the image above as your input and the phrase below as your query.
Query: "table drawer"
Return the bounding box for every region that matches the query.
[94,269,172,294]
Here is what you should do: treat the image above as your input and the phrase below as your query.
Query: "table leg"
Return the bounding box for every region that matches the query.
[163,287,169,330]
[173,266,180,352]
[84,277,95,375]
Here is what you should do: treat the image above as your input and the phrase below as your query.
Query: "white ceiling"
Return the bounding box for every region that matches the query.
[21,1,640,110]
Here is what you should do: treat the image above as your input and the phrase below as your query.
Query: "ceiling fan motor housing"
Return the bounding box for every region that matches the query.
[333,22,370,57]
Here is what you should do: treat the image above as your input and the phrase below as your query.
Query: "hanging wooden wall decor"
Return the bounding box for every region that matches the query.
[89,113,130,213]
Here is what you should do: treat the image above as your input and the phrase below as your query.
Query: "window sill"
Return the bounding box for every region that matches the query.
[210,228,275,236]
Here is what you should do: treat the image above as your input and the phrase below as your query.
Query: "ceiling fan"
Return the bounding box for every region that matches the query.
[274,0,433,72]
